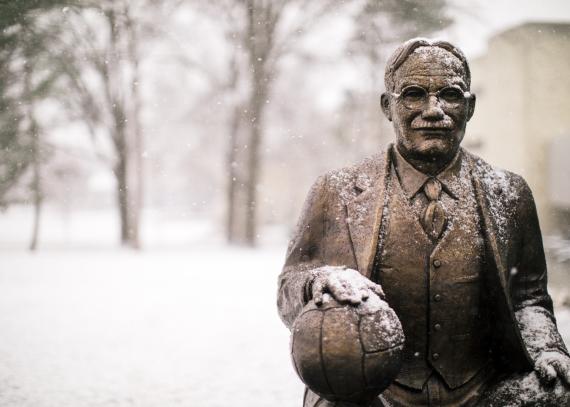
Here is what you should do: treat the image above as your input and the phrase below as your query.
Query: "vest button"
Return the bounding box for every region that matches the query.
[432,353,440,360]
[433,259,441,268]
[434,294,442,302]
[434,323,442,331]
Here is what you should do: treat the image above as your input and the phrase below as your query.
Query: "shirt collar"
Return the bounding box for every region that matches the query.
[392,146,463,200]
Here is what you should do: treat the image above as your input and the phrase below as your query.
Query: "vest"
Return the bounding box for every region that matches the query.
[375,165,492,390]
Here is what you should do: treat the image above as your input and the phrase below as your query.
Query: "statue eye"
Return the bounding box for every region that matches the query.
[439,87,463,103]
[401,86,427,102]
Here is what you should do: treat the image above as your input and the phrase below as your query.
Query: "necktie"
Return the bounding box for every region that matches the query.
[421,178,447,240]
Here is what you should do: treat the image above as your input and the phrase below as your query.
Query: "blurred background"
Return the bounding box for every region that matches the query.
[0,0,569,406]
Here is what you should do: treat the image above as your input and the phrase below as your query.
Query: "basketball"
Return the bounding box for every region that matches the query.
[290,293,404,405]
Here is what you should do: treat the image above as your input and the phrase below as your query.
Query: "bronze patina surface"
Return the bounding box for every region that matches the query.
[291,291,404,404]
[278,38,570,406]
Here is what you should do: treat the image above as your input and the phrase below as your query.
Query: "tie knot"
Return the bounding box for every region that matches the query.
[424,178,442,201]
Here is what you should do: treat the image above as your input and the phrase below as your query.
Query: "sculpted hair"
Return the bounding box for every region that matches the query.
[384,38,471,92]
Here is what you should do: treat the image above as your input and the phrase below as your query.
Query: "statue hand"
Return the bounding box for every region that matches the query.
[535,351,570,386]
[309,266,385,306]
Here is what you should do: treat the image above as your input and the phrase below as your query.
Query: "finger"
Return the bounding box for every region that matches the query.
[533,369,546,386]
[333,288,361,305]
[562,365,570,386]
[536,361,557,385]
[347,293,362,306]
[312,279,325,306]
[552,358,570,385]
[547,355,570,382]
[564,369,570,386]
[327,281,347,303]
[544,365,557,383]
[331,278,357,301]
[343,286,362,305]
[369,283,386,300]
[333,290,352,304]
[346,286,362,305]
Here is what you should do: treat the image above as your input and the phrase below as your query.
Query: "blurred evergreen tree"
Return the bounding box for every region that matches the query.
[0,1,73,249]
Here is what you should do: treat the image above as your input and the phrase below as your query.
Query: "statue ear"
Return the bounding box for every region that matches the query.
[467,93,476,121]
[381,93,392,122]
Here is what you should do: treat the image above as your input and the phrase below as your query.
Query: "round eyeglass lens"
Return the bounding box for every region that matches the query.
[399,86,466,109]
[401,86,427,109]
[438,87,464,105]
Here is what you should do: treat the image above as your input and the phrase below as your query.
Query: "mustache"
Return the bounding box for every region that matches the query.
[411,118,454,130]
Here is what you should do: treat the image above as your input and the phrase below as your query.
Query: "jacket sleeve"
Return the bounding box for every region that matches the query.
[510,176,570,361]
[277,174,329,329]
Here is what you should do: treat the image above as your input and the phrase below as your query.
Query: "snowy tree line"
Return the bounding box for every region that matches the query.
[0,0,453,249]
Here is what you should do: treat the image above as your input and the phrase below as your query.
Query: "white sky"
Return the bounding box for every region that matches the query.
[448,0,570,57]
[47,1,570,198]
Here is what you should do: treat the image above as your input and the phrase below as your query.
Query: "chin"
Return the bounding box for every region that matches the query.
[412,140,454,161]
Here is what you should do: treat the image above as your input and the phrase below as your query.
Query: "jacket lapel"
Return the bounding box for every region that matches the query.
[468,154,533,369]
[346,146,511,287]
[346,146,392,278]
[466,153,510,293]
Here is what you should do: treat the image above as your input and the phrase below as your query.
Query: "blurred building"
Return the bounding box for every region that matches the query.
[467,22,570,234]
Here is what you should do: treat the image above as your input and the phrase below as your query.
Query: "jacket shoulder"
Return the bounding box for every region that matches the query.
[320,149,388,205]
[463,148,530,199]
[463,148,535,240]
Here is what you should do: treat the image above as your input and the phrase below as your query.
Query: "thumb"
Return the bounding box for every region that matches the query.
[535,359,557,385]
[312,278,326,306]
[560,362,570,386]
[368,282,386,300]
[550,355,570,386]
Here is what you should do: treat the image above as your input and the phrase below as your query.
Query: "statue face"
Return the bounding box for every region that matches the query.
[382,47,475,164]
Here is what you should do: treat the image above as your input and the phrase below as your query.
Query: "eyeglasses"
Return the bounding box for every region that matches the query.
[391,85,471,110]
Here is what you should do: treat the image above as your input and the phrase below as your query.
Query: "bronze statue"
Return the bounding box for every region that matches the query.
[278,38,570,406]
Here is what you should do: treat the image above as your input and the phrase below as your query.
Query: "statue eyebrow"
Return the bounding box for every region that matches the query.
[398,75,467,88]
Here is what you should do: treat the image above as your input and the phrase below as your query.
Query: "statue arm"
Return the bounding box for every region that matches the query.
[277,174,329,329]
[510,177,569,361]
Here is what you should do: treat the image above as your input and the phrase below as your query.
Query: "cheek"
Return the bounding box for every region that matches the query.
[393,106,416,127]
[445,107,469,125]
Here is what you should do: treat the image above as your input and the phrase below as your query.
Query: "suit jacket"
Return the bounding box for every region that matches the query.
[277,144,568,374]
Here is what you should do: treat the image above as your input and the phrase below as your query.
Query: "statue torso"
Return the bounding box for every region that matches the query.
[376,158,492,390]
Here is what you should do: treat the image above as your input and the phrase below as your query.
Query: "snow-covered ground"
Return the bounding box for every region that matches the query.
[0,208,568,407]
[0,247,304,407]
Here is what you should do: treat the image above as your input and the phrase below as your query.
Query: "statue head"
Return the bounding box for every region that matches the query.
[381,38,476,170]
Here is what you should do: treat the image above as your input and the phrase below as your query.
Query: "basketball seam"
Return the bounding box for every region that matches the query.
[319,310,335,396]
[293,310,324,387]
[358,314,369,389]
[364,342,404,354]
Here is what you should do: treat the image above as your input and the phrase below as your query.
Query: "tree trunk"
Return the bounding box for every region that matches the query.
[24,59,42,252]
[29,118,42,252]
[114,151,139,248]
[244,83,266,246]
[241,0,273,246]
[127,6,144,248]
[226,105,242,243]
[107,5,140,249]
[113,104,139,249]
[224,0,279,246]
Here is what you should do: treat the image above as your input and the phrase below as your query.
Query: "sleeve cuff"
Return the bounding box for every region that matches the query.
[303,273,316,304]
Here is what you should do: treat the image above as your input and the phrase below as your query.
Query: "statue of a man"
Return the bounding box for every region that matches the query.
[277,38,570,406]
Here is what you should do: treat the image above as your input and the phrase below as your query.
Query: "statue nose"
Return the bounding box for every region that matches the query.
[421,95,445,120]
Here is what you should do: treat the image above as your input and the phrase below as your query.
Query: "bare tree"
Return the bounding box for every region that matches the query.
[197,0,345,246]
[23,57,43,251]
[54,1,169,248]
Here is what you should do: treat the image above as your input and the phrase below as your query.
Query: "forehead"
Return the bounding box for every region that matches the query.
[393,46,467,89]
